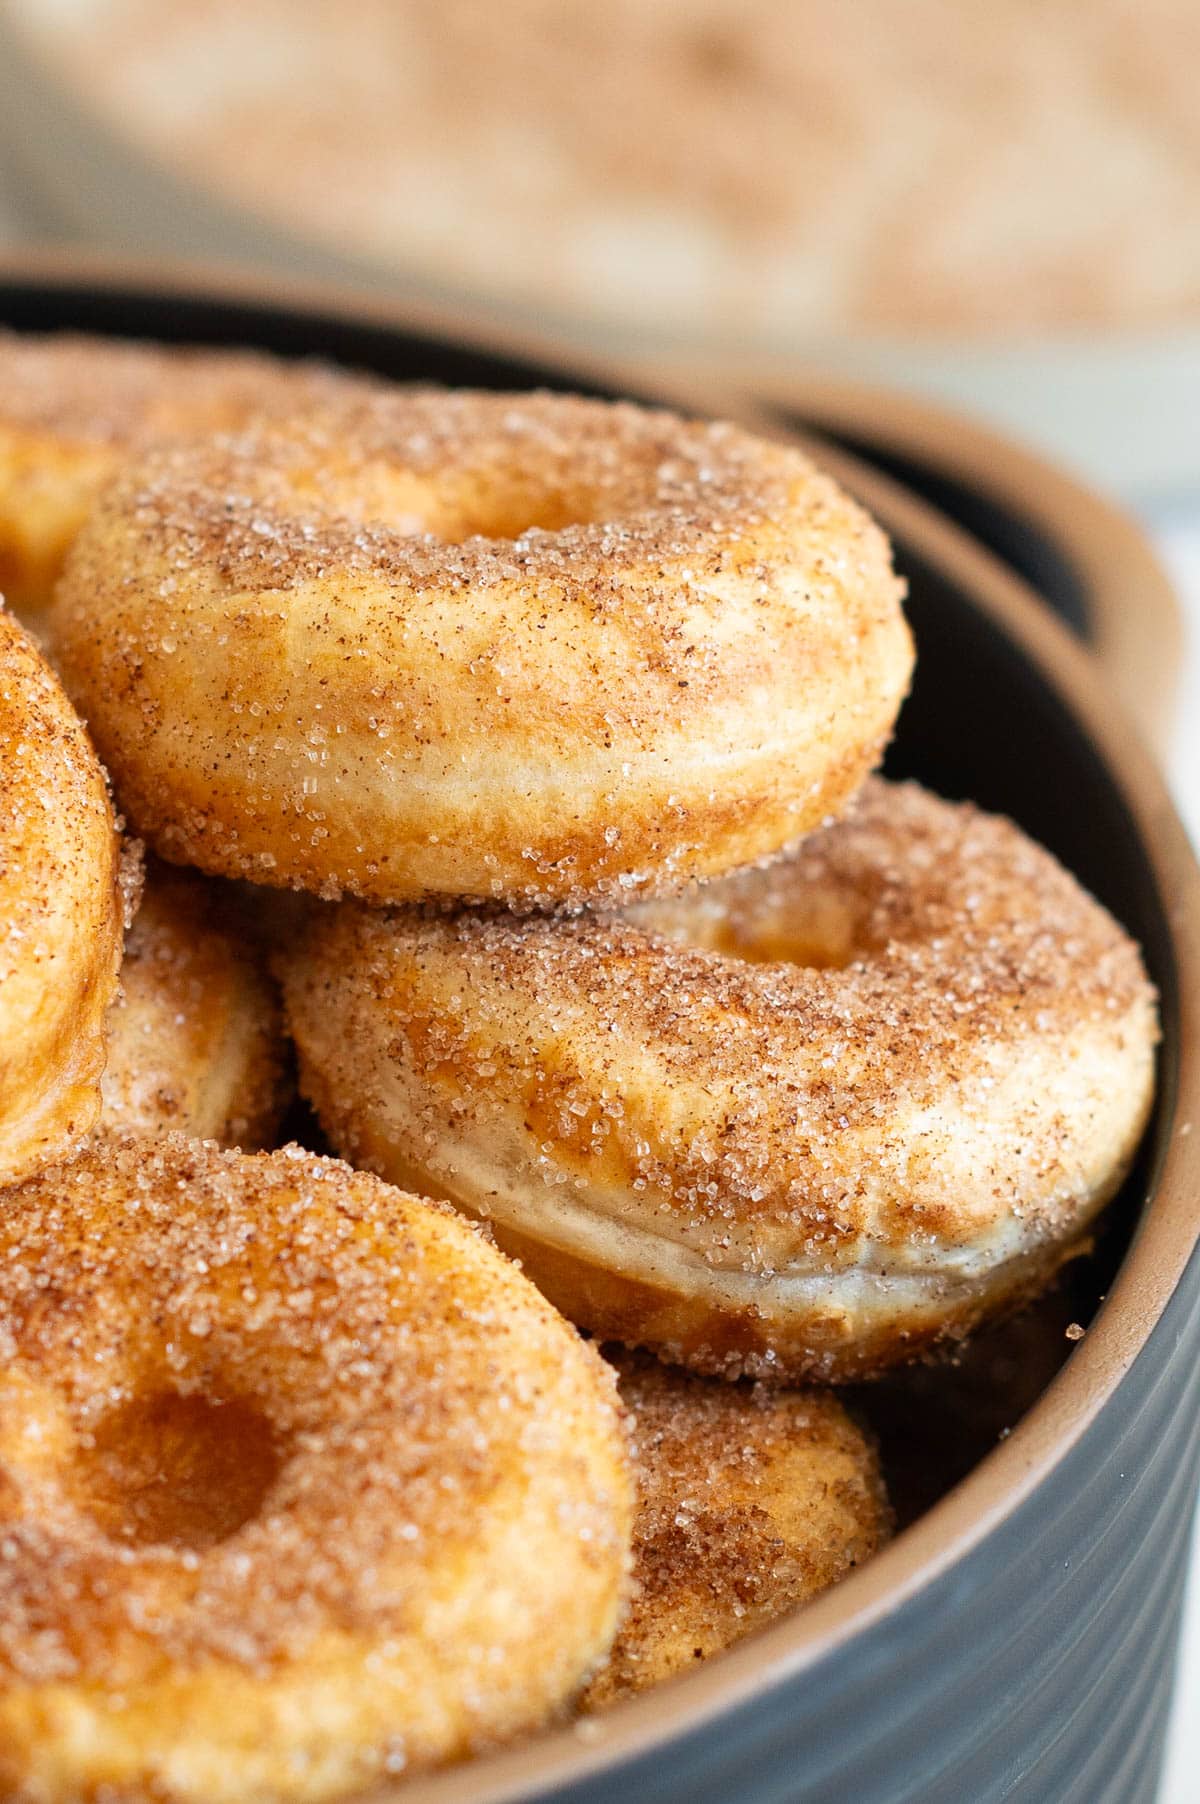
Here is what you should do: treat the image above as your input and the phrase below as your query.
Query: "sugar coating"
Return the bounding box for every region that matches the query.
[0,608,125,1183]
[280,779,1159,1381]
[0,330,372,447]
[46,386,912,907]
[0,330,377,617]
[101,860,290,1147]
[98,386,832,579]
[582,1351,890,1709]
[0,1133,633,1797]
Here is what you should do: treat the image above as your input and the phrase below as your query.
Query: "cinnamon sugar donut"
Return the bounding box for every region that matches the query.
[279,779,1159,1381]
[0,607,127,1185]
[0,1134,633,1803]
[582,1353,890,1710]
[47,389,911,906]
[101,863,289,1147]
[0,330,372,620]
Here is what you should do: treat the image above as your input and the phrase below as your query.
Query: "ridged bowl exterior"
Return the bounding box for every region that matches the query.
[1,262,1196,1804]
[539,1277,1200,1804]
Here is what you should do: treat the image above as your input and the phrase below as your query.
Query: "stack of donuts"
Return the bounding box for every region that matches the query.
[0,331,1157,1804]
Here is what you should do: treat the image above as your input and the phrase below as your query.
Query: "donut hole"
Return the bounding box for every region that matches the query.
[635,887,862,970]
[78,1390,284,1551]
[300,463,604,545]
[427,474,604,545]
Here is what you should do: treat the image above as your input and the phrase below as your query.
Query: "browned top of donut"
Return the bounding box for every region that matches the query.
[0,1133,627,1683]
[534,775,1155,1066]
[0,329,372,446]
[412,776,1153,1060]
[105,384,891,591]
[0,610,126,1187]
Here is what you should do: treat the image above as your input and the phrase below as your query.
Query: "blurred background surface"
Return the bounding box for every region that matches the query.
[1,0,1199,492]
[0,0,1195,1793]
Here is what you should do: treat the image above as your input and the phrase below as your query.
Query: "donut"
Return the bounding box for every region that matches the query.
[278,778,1159,1381]
[0,607,128,1185]
[0,330,372,621]
[101,862,289,1147]
[581,1352,890,1710]
[0,1133,633,1803]
[46,388,912,906]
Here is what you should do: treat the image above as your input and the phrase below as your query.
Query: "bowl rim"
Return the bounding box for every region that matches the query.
[1,249,1196,1804]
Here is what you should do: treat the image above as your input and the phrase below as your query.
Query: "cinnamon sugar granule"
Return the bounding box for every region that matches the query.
[110,386,825,592]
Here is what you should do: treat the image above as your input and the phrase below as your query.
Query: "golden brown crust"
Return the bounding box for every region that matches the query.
[0,1133,633,1803]
[581,1352,890,1710]
[102,861,290,1148]
[47,387,912,906]
[0,607,126,1184]
[0,330,376,620]
[279,779,1159,1381]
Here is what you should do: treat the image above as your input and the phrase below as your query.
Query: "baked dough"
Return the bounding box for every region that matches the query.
[279,779,1158,1380]
[47,388,911,906]
[0,329,372,620]
[10,1,1198,338]
[0,1133,633,1802]
[0,607,127,1184]
[582,1351,889,1709]
[101,862,289,1147]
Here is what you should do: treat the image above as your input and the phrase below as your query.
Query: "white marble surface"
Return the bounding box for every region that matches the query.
[0,159,1197,1796]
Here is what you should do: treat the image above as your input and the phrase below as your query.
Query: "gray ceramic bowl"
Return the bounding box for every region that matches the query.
[2,256,1196,1804]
